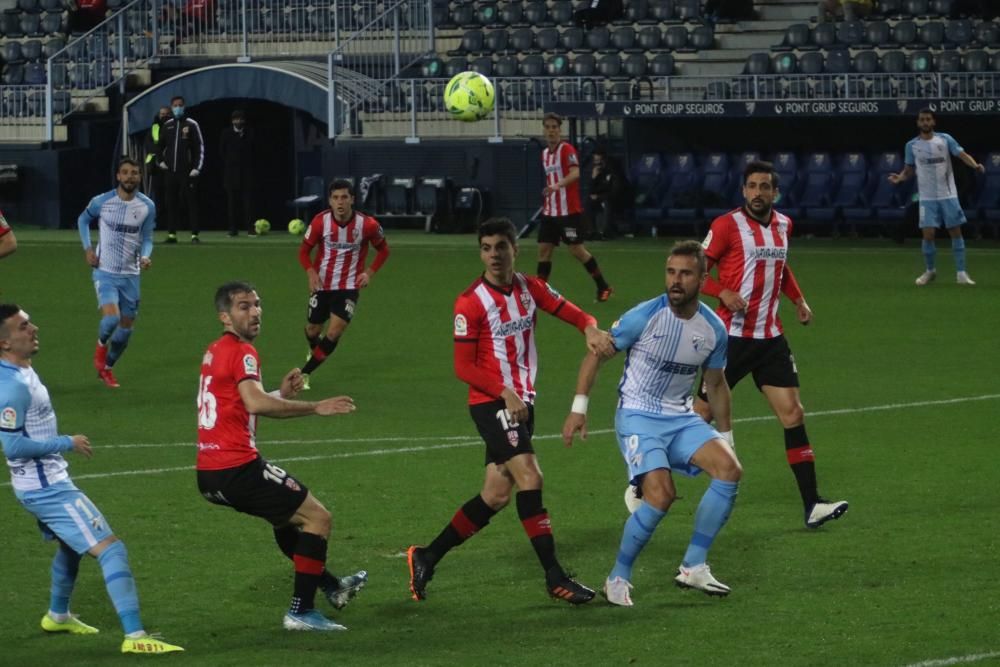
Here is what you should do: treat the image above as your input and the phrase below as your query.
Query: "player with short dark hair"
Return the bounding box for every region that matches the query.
[0,303,183,654]
[538,114,613,302]
[197,281,366,631]
[563,240,741,605]
[297,180,390,389]
[406,218,614,605]
[888,108,985,286]
[78,157,155,389]
[693,161,848,529]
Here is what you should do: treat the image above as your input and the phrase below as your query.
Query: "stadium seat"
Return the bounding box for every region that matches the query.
[519,54,544,77]
[880,49,906,73]
[498,2,522,26]
[560,26,584,51]
[19,11,41,37]
[865,20,891,46]
[690,25,714,50]
[853,49,879,73]
[812,22,836,48]
[771,152,801,217]
[3,40,23,63]
[38,0,60,9]
[2,62,24,84]
[962,49,988,71]
[597,53,622,77]
[664,25,687,49]
[647,0,672,22]
[549,0,573,24]
[637,26,661,50]
[585,26,610,51]
[973,22,998,47]
[700,152,733,221]
[623,53,647,77]
[21,38,41,61]
[632,153,668,230]
[421,57,444,78]
[673,0,699,21]
[546,52,570,76]
[892,20,917,45]
[745,52,771,75]
[936,50,961,72]
[17,0,37,11]
[51,88,70,114]
[919,21,944,46]
[781,23,812,50]
[384,178,413,215]
[610,26,637,52]
[450,3,475,27]
[42,35,63,58]
[39,10,63,35]
[649,52,674,75]
[798,51,824,74]
[431,3,452,28]
[909,50,933,73]
[903,0,928,16]
[825,48,850,73]
[930,0,952,15]
[869,151,911,222]
[799,152,837,225]
[874,0,902,16]
[498,80,530,110]
[0,11,20,37]
[836,153,872,226]
[522,1,547,24]
[535,27,559,52]
[449,29,483,56]
[620,0,648,23]
[470,56,493,77]
[476,3,498,26]
[944,19,973,47]
[444,57,468,78]
[836,20,864,46]
[571,53,596,76]
[482,29,508,53]
[662,153,701,227]
[508,27,534,52]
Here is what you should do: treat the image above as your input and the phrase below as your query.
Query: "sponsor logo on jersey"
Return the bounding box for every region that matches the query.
[1,407,17,429]
[325,240,361,251]
[659,360,699,375]
[454,314,468,336]
[242,354,259,376]
[494,316,532,338]
[753,246,788,260]
[702,230,713,248]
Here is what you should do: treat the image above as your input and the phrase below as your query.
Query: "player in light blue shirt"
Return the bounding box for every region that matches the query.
[562,241,742,606]
[78,157,155,388]
[0,304,182,654]
[889,108,985,286]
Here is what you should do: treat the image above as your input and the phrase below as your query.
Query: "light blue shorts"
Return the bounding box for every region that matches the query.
[919,198,966,229]
[615,409,721,483]
[15,480,115,555]
[92,269,141,318]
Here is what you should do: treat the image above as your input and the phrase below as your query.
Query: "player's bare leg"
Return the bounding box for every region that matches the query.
[761,385,848,528]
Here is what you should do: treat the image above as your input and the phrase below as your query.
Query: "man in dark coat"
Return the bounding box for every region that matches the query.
[218,110,256,237]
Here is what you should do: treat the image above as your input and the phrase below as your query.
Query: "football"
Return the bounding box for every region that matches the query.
[254,218,271,235]
[288,218,306,235]
[443,71,495,122]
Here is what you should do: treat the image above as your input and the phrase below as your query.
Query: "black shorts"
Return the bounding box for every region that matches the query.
[538,213,584,246]
[197,457,309,525]
[699,335,799,399]
[469,400,535,466]
[307,289,359,325]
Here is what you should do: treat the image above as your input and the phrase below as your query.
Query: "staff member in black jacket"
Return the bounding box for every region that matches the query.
[218,109,256,237]
[158,95,204,244]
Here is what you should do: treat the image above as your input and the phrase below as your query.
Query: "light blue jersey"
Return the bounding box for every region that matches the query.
[78,190,155,275]
[905,132,963,201]
[611,296,728,415]
[0,360,72,492]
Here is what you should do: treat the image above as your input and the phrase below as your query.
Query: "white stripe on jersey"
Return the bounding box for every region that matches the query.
[343,214,364,287]
[543,145,570,216]
[65,502,99,548]
[729,211,787,339]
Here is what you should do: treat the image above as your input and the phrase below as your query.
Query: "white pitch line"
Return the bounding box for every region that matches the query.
[903,651,1000,667]
[2,393,998,487]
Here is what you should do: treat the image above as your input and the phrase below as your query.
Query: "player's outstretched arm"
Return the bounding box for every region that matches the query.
[702,367,732,437]
[888,165,914,184]
[958,151,985,174]
[239,378,355,418]
[561,349,612,447]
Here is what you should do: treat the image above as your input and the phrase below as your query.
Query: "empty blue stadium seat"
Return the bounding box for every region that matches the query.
[773,52,796,74]
[837,153,874,222]
[799,152,838,222]
[637,26,660,50]
[892,20,917,45]
[944,19,973,47]
[870,151,911,221]
[865,20,891,46]
[771,151,801,216]
[632,153,668,228]
[663,153,700,221]
[701,152,734,221]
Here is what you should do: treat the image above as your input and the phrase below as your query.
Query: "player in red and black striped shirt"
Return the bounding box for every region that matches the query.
[297,179,390,386]
[407,218,614,605]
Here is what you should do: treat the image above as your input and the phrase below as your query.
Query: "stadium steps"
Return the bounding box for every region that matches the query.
[754,0,819,22]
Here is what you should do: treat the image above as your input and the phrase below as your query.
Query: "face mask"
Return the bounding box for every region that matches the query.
[233,121,244,130]
[172,105,184,118]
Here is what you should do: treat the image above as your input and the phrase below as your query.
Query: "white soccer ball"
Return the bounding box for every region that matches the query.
[624,484,643,514]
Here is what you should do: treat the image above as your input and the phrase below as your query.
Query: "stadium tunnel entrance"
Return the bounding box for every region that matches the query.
[124,63,332,232]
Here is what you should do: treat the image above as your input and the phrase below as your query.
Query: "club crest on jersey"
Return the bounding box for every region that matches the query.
[507,430,520,447]
[702,230,713,248]
[0,407,16,429]
[242,354,258,376]
[691,334,705,352]
[519,290,532,308]
[454,314,468,336]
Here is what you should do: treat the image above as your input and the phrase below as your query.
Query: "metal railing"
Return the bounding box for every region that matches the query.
[327,0,434,139]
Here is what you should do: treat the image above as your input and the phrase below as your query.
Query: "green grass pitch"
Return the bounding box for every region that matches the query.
[1,229,998,666]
